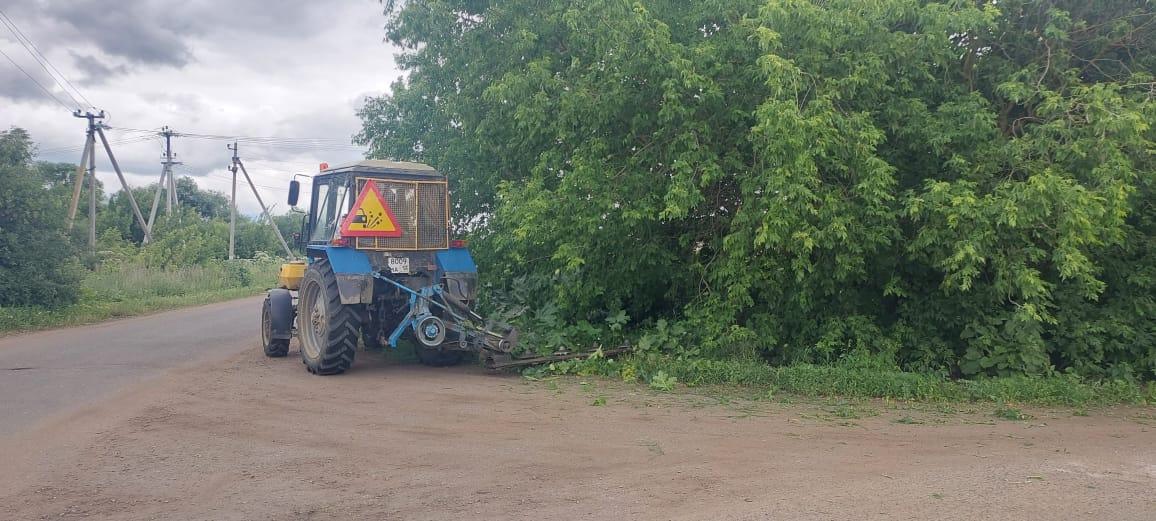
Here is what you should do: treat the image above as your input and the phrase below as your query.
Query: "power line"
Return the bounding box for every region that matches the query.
[39,135,159,155]
[174,164,289,192]
[107,126,364,150]
[0,9,88,109]
[0,46,72,110]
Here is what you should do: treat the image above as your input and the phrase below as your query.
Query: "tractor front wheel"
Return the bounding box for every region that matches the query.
[297,260,361,375]
[261,296,289,357]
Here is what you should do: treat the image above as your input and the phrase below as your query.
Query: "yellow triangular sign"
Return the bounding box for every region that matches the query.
[340,182,402,237]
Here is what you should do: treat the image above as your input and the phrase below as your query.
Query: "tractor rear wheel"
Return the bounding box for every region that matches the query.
[414,346,464,367]
[261,296,289,357]
[297,260,361,375]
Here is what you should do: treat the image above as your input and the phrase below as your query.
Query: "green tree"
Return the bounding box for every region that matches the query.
[0,128,83,308]
[359,0,1156,379]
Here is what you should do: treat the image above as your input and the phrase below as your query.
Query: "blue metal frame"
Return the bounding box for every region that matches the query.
[372,272,469,348]
[303,241,483,348]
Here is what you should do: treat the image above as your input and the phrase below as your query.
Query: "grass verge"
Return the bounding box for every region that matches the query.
[0,260,279,335]
[530,354,1156,407]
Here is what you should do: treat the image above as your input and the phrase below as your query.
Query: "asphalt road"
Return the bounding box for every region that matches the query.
[0,296,263,435]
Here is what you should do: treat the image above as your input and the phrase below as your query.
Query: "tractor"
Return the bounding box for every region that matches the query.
[259,160,521,375]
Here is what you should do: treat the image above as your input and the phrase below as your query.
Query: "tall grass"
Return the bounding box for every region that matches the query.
[641,357,1156,406]
[535,354,1156,407]
[0,259,280,334]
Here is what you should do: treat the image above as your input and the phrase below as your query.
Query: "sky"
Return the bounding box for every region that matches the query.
[0,0,402,216]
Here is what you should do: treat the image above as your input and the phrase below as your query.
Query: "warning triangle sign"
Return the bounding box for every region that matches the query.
[339,182,403,238]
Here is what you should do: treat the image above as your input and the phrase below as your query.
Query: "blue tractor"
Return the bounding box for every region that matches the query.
[260,160,519,375]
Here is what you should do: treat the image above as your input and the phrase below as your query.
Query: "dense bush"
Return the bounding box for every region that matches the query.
[358,0,1155,380]
[0,129,83,308]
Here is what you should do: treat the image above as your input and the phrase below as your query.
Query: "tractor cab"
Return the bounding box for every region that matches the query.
[261,160,513,375]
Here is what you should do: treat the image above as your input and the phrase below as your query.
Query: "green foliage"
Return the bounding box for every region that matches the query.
[627,355,1153,406]
[361,0,1156,381]
[0,128,83,308]
[0,258,279,334]
[648,370,678,392]
[993,406,1031,421]
[0,127,291,330]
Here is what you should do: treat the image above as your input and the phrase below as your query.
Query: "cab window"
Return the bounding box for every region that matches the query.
[309,176,350,243]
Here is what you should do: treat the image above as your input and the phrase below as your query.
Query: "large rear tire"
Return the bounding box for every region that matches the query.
[261,296,289,357]
[297,260,361,375]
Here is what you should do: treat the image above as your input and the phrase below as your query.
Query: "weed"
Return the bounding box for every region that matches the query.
[994,406,1032,421]
[639,439,664,456]
[892,415,923,425]
[831,404,859,419]
[935,404,959,415]
[591,395,607,406]
[649,371,677,392]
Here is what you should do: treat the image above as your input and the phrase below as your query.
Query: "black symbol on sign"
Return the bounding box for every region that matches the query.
[353,210,383,229]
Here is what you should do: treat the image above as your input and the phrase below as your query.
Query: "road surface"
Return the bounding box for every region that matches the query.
[0,296,262,435]
[0,297,1154,520]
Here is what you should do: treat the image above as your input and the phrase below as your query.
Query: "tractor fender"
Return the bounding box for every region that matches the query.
[266,288,295,340]
[308,245,374,304]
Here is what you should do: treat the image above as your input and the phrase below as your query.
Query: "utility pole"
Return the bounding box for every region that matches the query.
[66,110,98,249]
[228,142,238,260]
[229,143,295,259]
[145,126,181,243]
[66,110,152,245]
[87,131,96,248]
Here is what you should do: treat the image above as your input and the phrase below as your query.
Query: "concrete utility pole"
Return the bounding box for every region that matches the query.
[228,142,238,260]
[66,110,153,246]
[87,132,96,248]
[145,126,182,244]
[66,110,98,248]
[229,142,295,259]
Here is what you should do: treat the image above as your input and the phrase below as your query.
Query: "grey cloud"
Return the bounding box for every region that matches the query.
[0,49,67,104]
[70,52,129,85]
[0,71,52,102]
[25,0,323,69]
[42,0,196,67]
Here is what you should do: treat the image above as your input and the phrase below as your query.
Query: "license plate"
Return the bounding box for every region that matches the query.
[387,256,410,274]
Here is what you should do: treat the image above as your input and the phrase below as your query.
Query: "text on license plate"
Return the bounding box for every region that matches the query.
[387,257,410,274]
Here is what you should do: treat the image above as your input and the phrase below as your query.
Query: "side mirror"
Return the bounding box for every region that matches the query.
[287,180,300,206]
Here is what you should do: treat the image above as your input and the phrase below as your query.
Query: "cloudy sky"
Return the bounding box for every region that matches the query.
[0,0,401,215]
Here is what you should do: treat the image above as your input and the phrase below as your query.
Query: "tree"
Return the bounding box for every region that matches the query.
[359,1,1156,379]
[0,128,82,308]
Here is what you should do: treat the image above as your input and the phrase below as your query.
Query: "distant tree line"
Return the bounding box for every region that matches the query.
[0,128,294,309]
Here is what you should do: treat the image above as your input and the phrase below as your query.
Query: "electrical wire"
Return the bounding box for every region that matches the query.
[175,165,289,192]
[107,126,365,151]
[0,46,72,111]
[38,135,160,155]
[0,9,89,109]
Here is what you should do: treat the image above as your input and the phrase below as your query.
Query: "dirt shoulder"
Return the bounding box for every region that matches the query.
[1,345,1153,521]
